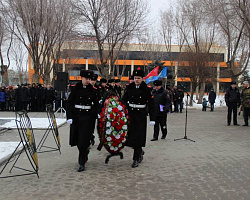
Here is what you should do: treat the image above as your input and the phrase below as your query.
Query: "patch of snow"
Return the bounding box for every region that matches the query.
[0,142,20,161]
[183,94,226,109]
[0,118,66,129]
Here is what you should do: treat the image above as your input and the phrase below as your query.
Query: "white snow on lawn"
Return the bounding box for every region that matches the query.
[0,142,20,161]
[183,94,226,109]
[0,118,66,129]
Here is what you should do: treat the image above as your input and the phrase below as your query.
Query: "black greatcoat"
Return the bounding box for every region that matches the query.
[122,82,155,148]
[66,82,99,147]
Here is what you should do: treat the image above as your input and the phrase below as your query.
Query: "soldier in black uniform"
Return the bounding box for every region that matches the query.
[225,81,241,126]
[90,73,101,145]
[98,78,107,97]
[115,79,122,97]
[90,74,98,87]
[122,68,155,168]
[151,80,171,141]
[66,70,99,172]
[105,79,119,97]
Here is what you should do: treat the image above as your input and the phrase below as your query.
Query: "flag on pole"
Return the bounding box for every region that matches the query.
[144,66,159,84]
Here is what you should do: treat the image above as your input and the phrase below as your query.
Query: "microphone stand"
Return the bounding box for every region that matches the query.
[174,93,195,142]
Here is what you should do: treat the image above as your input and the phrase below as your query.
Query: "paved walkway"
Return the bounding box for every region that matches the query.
[0,108,249,200]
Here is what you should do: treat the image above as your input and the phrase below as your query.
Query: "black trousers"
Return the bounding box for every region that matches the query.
[202,106,206,111]
[77,146,89,165]
[153,114,167,139]
[210,103,214,111]
[243,107,250,125]
[133,147,142,161]
[227,102,238,125]
[176,102,183,112]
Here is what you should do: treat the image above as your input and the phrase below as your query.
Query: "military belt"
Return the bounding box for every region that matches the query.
[75,105,91,109]
[129,103,146,108]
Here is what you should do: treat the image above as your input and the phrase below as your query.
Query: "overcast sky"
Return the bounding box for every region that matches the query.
[146,0,175,36]
[147,0,172,15]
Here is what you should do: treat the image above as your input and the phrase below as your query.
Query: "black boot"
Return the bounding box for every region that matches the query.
[138,150,145,163]
[151,138,158,141]
[131,160,138,168]
[242,124,248,126]
[78,164,85,172]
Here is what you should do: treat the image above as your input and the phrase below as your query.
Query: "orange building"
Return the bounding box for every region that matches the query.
[29,42,232,92]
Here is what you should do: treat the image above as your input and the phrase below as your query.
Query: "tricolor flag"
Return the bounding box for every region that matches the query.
[144,66,159,84]
[158,66,168,79]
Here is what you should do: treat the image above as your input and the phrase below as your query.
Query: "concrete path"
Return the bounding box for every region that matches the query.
[0,109,249,200]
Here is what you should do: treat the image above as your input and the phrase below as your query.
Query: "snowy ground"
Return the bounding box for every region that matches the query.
[0,142,21,162]
[0,118,66,129]
[183,94,226,109]
[0,118,66,164]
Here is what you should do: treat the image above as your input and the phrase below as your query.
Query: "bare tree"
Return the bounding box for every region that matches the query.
[0,17,14,86]
[72,0,147,78]
[0,0,76,84]
[202,0,250,78]
[10,39,27,84]
[171,0,219,104]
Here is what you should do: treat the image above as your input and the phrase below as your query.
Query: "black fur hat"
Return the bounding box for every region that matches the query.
[153,80,162,86]
[80,70,93,78]
[133,68,144,77]
[91,74,98,81]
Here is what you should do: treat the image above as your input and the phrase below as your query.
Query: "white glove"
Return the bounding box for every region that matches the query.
[149,121,155,126]
[67,119,73,124]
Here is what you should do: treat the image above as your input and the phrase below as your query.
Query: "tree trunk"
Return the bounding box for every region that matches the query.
[32,73,40,84]
[1,65,9,86]
[18,72,24,84]
[44,73,51,85]
[198,82,206,104]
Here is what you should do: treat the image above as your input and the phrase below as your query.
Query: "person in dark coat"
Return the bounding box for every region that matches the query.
[151,80,171,141]
[40,84,47,111]
[172,85,178,112]
[106,79,119,96]
[19,84,30,111]
[90,74,98,87]
[66,70,99,172]
[15,85,21,111]
[9,86,16,111]
[166,85,173,113]
[98,78,107,98]
[5,87,10,111]
[46,85,55,109]
[175,86,184,113]
[122,68,155,168]
[0,87,6,111]
[30,83,38,111]
[225,81,241,126]
[208,88,216,111]
[115,79,122,97]
[90,73,101,145]
[241,81,250,126]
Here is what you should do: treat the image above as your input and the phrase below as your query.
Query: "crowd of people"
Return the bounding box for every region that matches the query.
[1,71,249,172]
[0,83,71,112]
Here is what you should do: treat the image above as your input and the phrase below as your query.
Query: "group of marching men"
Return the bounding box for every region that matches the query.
[66,68,171,172]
